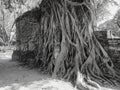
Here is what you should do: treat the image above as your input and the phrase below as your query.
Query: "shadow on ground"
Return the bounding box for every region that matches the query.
[0,50,50,90]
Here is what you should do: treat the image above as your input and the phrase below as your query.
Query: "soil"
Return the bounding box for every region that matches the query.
[0,49,119,90]
[0,50,76,90]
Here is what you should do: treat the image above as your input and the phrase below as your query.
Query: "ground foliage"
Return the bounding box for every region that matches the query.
[14,0,120,89]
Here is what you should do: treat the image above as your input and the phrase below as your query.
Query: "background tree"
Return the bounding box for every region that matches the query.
[0,0,41,45]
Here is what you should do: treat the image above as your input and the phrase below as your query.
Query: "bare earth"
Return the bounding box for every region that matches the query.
[0,50,76,90]
[0,50,48,90]
[0,50,119,90]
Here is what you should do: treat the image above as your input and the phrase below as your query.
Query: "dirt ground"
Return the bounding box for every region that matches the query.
[0,50,47,90]
[0,50,77,90]
[0,50,120,90]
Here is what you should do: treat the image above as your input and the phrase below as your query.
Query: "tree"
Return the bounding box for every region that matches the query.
[14,0,120,89]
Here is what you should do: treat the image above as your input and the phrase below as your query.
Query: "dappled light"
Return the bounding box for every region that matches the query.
[0,79,119,90]
[0,79,77,90]
[0,50,13,59]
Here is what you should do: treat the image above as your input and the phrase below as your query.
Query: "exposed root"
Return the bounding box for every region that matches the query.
[14,0,120,89]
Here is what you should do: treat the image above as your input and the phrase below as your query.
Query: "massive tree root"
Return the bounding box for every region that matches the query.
[14,0,120,89]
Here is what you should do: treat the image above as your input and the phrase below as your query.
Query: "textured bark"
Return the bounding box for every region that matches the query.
[13,0,120,89]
